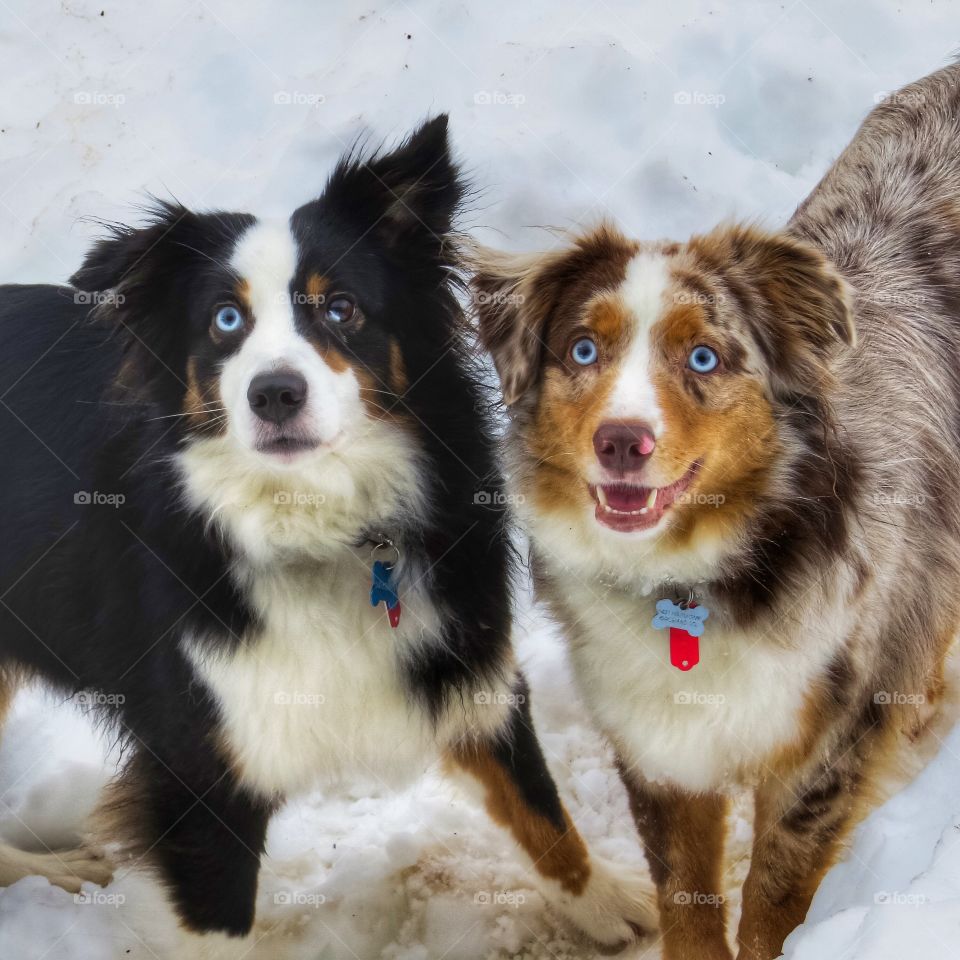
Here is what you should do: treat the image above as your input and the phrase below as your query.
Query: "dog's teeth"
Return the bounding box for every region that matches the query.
[596,486,608,508]
[646,488,658,510]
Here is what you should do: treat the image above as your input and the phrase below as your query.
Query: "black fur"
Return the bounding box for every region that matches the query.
[489,676,568,835]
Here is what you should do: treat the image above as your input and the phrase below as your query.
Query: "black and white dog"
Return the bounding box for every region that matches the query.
[0,117,652,949]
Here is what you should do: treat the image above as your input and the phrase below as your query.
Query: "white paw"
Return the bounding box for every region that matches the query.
[543,856,658,950]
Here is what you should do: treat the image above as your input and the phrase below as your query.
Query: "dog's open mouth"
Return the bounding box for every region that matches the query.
[588,462,701,533]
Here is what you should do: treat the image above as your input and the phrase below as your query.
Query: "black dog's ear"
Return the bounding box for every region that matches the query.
[325,115,464,250]
[70,202,203,389]
[70,201,192,294]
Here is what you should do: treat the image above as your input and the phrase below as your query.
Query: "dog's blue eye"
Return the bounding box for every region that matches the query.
[571,337,598,366]
[214,305,244,334]
[688,345,719,374]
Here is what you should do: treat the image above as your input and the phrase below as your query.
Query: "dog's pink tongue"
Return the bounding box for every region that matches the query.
[603,485,650,511]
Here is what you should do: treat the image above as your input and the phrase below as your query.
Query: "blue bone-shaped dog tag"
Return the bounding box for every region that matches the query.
[371,560,401,628]
[651,599,710,637]
[370,561,399,608]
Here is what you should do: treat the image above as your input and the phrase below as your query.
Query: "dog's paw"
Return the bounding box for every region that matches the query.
[543,856,658,951]
[0,843,114,893]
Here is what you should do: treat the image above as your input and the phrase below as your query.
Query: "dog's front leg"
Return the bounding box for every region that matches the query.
[95,743,274,939]
[447,678,656,950]
[618,765,732,960]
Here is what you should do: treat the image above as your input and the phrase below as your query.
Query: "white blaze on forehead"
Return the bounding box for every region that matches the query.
[230,220,298,345]
[605,252,670,433]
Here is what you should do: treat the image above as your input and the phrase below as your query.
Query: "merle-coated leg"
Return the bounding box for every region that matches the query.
[448,677,656,948]
[736,718,886,960]
[619,765,732,960]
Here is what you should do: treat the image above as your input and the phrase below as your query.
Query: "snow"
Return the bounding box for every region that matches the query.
[2,1,960,958]
[782,723,960,960]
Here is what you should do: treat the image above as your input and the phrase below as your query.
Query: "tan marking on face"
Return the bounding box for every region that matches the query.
[354,363,385,417]
[588,293,630,346]
[354,362,410,423]
[525,292,635,515]
[649,298,778,550]
[314,342,350,374]
[183,357,226,436]
[305,273,329,303]
[448,745,591,895]
[231,278,254,324]
[389,339,408,394]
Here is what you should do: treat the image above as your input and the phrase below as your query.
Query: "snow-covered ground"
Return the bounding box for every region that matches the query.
[2,1,960,958]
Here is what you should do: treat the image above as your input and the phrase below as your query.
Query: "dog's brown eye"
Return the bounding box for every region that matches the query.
[325,296,356,324]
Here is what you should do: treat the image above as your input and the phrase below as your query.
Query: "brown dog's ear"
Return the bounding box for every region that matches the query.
[695,226,855,391]
[470,247,562,406]
[470,225,636,405]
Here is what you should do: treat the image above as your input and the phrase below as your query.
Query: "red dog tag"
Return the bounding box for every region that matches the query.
[669,627,700,671]
[387,602,402,629]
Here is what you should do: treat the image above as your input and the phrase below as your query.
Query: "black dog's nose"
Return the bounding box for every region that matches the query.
[247,371,308,424]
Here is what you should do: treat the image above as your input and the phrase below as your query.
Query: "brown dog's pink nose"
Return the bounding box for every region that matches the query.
[592,422,656,474]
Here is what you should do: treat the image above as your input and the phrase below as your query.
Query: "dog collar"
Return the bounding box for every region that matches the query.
[652,597,709,671]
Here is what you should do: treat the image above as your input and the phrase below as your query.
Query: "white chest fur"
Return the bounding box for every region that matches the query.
[557,581,839,793]
[184,559,505,799]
